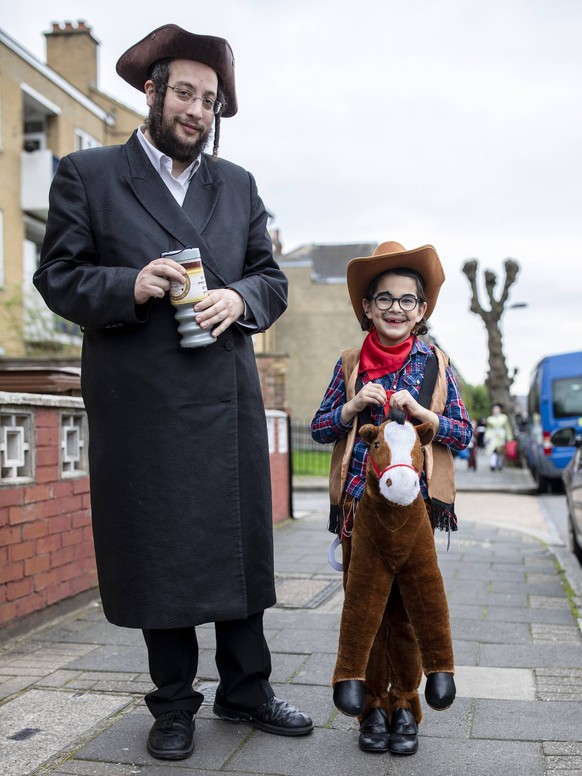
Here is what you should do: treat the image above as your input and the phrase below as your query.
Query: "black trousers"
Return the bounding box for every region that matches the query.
[142,611,273,717]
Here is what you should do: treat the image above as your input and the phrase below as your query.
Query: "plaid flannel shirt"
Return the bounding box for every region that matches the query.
[311,338,473,499]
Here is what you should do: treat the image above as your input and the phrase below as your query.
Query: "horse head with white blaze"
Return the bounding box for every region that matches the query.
[360,410,435,508]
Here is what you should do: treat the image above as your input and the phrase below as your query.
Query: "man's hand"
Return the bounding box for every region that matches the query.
[134,258,186,305]
[194,289,245,337]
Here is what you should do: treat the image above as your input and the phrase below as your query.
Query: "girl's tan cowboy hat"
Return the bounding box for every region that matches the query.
[346,241,445,321]
[116,24,238,117]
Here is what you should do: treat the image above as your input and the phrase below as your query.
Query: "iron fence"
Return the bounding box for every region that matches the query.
[290,419,332,477]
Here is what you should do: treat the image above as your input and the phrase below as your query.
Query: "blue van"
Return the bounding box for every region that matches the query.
[525,350,582,492]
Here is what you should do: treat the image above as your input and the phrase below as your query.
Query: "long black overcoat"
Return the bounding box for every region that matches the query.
[34,132,288,629]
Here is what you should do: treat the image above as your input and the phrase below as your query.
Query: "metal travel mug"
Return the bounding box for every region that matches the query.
[163,247,215,348]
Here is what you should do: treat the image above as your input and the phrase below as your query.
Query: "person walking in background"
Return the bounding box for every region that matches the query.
[311,241,472,755]
[485,403,513,471]
[34,23,312,762]
[476,417,487,449]
[468,418,479,470]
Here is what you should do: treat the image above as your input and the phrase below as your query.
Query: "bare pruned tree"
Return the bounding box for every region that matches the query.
[461,258,520,414]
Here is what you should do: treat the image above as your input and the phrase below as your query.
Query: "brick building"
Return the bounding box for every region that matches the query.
[277,243,375,421]
[0,22,143,358]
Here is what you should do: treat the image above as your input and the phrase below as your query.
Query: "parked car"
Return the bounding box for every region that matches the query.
[524,350,582,493]
[551,426,582,563]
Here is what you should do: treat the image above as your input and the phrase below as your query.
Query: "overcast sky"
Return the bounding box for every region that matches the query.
[5,0,582,396]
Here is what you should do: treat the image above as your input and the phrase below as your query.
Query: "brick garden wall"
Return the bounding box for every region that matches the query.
[0,396,96,629]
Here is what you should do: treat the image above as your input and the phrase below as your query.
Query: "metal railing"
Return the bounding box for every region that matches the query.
[290,419,332,477]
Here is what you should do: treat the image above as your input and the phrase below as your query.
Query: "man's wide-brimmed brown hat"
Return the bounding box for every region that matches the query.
[116,24,238,117]
[346,241,445,321]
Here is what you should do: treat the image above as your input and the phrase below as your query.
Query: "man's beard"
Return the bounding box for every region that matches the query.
[147,103,211,163]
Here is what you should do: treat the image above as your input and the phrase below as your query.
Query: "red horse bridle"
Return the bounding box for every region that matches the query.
[369,456,419,481]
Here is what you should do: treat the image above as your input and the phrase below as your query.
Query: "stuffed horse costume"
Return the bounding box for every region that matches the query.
[332,414,456,717]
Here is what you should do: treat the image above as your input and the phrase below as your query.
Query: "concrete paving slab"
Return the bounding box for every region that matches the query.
[267,626,341,654]
[492,581,565,596]
[37,622,144,647]
[0,675,42,699]
[543,741,582,755]
[52,761,202,775]
[265,609,340,631]
[271,682,340,729]
[421,666,536,701]
[484,605,575,625]
[456,492,549,541]
[447,589,529,607]
[0,688,132,775]
[443,578,490,595]
[76,711,255,769]
[451,617,532,644]
[531,623,581,645]
[450,640,480,666]
[447,603,493,620]
[292,652,335,686]
[386,735,543,776]
[53,761,182,775]
[419,696,472,738]
[479,643,582,668]
[66,645,148,673]
[265,651,313,684]
[454,565,526,582]
[535,667,582,703]
[530,594,571,610]
[195,647,219,681]
[226,727,389,776]
[472,698,582,742]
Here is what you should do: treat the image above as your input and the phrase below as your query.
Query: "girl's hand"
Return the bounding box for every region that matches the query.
[341,383,387,425]
[390,390,439,432]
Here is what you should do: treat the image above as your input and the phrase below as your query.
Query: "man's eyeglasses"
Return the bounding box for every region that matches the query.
[164,84,222,115]
[370,293,420,312]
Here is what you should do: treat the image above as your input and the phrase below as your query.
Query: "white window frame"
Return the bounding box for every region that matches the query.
[75,128,101,150]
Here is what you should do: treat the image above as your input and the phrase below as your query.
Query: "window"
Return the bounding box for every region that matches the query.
[552,377,582,419]
[21,83,60,153]
[75,128,100,150]
[23,119,47,152]
[22,217,82,344]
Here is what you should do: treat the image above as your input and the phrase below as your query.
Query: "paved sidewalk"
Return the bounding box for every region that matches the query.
[1,460,582,775]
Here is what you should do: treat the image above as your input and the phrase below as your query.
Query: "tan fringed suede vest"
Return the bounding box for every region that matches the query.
[328,345,456,516]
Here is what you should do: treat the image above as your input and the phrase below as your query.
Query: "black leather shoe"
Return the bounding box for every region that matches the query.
[146,710,195,760]
[213,695,313,736]
[425,671,456,710]
[333,679,366,716]
[388,707,418,755]
[358,707,390,752]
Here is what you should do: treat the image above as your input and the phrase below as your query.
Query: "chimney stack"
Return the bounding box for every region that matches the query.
[45,20,100,95]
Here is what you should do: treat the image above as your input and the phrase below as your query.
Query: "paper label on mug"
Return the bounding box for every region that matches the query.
[169,258,208,305]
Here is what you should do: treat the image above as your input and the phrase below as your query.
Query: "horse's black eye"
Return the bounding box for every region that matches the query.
[374,442,380,449]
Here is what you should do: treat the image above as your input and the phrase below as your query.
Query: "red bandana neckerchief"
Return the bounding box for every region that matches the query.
[359,330,414,381]
[358,330,414,416]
